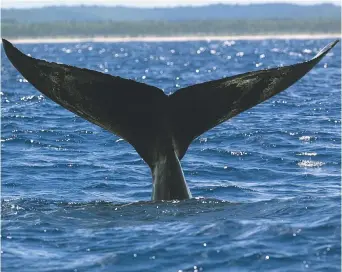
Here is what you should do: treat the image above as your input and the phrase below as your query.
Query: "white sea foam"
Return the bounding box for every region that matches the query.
[298,160,325,168]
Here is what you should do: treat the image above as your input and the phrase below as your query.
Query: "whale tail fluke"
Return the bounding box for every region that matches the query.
[2,39,339,166]
[169,40,339,159]
[2,39,170,167]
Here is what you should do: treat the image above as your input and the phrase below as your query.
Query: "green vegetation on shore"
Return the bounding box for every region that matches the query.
[2,4,340,23]
[2,19,340,38]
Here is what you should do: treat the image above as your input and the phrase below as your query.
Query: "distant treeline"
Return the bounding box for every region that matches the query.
[2,19,340,38]
[2,4,340,23]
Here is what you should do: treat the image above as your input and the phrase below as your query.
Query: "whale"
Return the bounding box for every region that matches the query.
[2,38,338,201]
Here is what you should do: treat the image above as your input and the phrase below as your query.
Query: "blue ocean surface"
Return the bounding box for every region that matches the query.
[1,39,341,271]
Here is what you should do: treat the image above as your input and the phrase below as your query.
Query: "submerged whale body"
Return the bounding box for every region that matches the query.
[2,38,338,201]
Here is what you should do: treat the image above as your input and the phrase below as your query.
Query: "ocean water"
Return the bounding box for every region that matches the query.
[1,39,341,272]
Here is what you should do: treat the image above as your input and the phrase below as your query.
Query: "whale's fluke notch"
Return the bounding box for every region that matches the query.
[2,38,338,200]
[170,40,339,159]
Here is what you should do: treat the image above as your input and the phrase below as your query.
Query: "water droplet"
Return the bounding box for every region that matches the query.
[199,138,207,143]
[299,136,312,141]
[223,40,235,46]
[303,49,312,54]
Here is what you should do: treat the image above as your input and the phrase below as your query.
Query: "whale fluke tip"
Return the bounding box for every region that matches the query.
[313,39,339,59]
[2,39,8,48]
[2,39,18,59]
[2,38,10,47]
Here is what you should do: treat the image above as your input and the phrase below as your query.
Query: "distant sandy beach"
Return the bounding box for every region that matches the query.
[4,34,341,44]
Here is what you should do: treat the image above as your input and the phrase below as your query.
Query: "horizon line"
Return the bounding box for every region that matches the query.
[2,1,341,9]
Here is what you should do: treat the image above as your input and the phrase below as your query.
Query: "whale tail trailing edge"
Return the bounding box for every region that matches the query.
[2,39,339,167]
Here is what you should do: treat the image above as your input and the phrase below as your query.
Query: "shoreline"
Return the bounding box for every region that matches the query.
[3,33,341,44]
